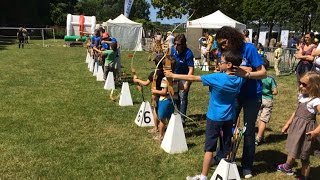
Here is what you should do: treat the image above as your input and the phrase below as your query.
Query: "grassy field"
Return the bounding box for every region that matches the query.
[0,40,319,179]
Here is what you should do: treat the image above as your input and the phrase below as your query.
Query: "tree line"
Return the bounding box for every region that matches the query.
[1,0,319,34]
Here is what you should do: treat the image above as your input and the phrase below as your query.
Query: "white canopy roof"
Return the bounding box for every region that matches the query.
[108,14,141,25]
[102,14,143,51]
[187,10,246,29]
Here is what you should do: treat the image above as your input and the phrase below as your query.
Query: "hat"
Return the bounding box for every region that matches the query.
[167,31,172,34]
[102,32,109,39]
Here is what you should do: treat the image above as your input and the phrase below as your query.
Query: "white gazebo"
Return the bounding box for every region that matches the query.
[102,14,144,51]
[186,10,246,58]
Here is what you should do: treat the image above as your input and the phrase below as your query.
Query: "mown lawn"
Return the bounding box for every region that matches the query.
[0,39,319,179]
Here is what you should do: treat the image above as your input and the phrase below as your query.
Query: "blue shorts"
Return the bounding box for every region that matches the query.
[204,119,233,153]
[158,99,174,120]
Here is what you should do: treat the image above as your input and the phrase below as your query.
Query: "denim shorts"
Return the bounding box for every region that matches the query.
[204,119,233,153]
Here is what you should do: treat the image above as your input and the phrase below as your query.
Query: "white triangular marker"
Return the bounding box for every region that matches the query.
[89,58,94,72]
[96,65,104,81]
[194,59,200,69]
[202,62,209,71]
[134,101,154,127]
[93,61,98,76]
[104,72,115,90]
[210,159,241,180]
[119,82,133,106]
[85,52,90,63]
[161,113,188,154]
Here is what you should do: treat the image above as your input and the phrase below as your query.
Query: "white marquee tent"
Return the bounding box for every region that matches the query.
[186,10,246,58]
[102,14,143,51]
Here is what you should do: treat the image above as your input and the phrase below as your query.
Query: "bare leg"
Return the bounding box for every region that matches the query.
[257,120,266,139]
[159,120,165,139]
[301,159,310,178]
[201,152,213,176]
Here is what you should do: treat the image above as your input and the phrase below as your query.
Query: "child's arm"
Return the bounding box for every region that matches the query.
[306,104,320,139]
[151,79,168,96]
[165,71,201,82]
[272,87,278,95]
[133,75,151,86]
[281,111,295,133]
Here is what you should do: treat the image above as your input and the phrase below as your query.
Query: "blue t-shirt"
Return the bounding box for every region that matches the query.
[170,47,194,74]
[201,72,244,121]
[110,37,117,43]
[90,36,96,47]
[101,42,109,50]
[240,43,264,99]
[94,36,101,48]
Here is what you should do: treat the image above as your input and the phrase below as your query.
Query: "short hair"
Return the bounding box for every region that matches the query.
[110,42,117,51]
[174,34,187,45]
[221,50,242,66]
[243,29,249,36]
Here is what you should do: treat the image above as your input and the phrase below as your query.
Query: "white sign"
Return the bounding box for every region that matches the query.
[281,30,289,48]
[248,29,253,43]
[258,31,267,46]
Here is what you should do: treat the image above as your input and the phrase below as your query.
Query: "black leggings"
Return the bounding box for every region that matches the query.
[18,37,24,48]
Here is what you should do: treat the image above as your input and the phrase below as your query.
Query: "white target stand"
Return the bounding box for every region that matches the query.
[85,52,90,63]
[194,59,200,69]
[134,101,154,127]
[96,65,104,81]
[104,72,115,90]
[202,62,209,71]
[119,82,133,106]
[161,113,188,154]
[210,159,241,180]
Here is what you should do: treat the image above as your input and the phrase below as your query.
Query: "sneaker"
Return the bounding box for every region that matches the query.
[186,175,201,180]
[255,137,264,146]
[277,163,294,175]
[243,169,253,179]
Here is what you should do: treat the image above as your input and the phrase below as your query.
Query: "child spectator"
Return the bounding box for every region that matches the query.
[278,71,320,180]
[274,42,283,76]
[165,50,244,180]
[255,60,278,145]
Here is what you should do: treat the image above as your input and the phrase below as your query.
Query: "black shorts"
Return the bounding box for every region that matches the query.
[204,119,233,153]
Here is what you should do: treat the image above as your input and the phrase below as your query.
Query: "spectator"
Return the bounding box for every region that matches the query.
[17,27,24,48]
[256,60,278,145]
[274,42,283,76]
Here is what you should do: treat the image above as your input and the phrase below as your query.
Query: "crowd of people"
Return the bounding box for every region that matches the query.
[137,27,320,180]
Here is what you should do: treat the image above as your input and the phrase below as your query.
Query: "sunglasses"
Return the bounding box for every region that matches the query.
[299,81,308,87]
[174,43,182,46]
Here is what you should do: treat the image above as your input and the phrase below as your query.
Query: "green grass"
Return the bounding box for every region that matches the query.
[0,40,319,179]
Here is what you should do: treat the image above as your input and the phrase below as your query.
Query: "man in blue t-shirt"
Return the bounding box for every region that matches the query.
[166,50,244,180]
[170,34,194,124]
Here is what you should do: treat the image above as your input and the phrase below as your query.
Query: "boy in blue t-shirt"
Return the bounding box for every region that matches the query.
[165,50,244,180]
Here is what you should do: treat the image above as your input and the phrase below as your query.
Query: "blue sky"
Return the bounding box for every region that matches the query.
[147,0,187,24]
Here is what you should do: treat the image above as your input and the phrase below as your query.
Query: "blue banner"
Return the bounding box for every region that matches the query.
[124,0,134,17]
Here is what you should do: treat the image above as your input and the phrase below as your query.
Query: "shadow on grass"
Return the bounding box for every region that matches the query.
[0,38,16,50]
[254,149,288,174]
[264,133,287,144]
